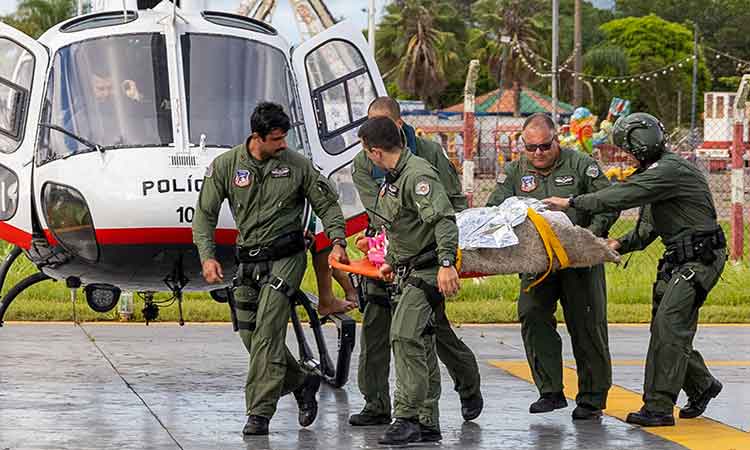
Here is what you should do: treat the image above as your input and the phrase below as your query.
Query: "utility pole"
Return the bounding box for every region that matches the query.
[573,0,582,106]
[367,0,376,53]
[690,22,699,145]
[552,0,559,122]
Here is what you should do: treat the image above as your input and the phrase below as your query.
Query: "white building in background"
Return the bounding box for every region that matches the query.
[697,91,750,170]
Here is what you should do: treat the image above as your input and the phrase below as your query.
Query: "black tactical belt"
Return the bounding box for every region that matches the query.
[663,228,726,266]
[237,231,305,263]
[394,243,439,277]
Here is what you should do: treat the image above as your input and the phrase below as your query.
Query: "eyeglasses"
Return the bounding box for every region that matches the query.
[524,140,555,152]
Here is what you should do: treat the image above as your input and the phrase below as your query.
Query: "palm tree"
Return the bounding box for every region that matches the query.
[13,0,75,38]
[469,0,547,89]
[582,45,629,113]
[374,0,459,106]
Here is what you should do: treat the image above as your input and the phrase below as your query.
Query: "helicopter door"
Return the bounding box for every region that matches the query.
[291,21,387,233]
[0,24,49,249]
[292,21,386,176]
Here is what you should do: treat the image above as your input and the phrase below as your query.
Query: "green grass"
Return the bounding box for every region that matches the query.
[2,232,750,323]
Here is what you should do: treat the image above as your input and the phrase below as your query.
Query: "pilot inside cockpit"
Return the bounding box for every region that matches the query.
[39,34,173,161]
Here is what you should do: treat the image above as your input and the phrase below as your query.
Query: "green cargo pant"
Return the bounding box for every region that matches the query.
[519,264,612,409]
[358,276,482,424]
[391,268,442,427]
[643,250,726,414]
[233,251,307,419]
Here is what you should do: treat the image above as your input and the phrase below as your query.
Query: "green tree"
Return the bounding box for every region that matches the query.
[4,0,75,38]
[595,14,711,129]
[374,0,462,107]
[615,0,750,90]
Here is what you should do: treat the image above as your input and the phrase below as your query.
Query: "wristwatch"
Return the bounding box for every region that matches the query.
[332,238,347,248]
[568,195,577,208]
[440,258,453,268]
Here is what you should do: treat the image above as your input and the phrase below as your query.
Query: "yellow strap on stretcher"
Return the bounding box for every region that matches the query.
[456,248,462,272]
[524,208,570,292]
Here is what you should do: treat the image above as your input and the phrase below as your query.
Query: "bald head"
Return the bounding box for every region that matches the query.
[368,96,401,123]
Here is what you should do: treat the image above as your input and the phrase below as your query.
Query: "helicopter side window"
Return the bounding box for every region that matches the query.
[0,38,34,154]
[181,34,298,150]
[304,40,377,155]
[37,34,173,164]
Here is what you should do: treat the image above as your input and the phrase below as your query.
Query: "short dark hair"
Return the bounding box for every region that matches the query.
[368,96,401,120]
[523,113,557,132]
[358,117,402,152]
[251,102,291,139]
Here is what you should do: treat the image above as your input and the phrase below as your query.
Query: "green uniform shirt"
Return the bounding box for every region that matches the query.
[572,152,719,253]
[192,144,346,263]
[486,148,618,237]
[353,134,466,229]
[373,150,458,266]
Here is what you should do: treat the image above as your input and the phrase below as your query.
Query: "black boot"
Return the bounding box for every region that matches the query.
[419,424,443,442]
[529,392,567,413]
[626,408,675,427]
[378,418,421,445]
[680,379,722,419]
[293,374,321,427]
[572,404,603,420]
[461,393,484,421]
[349,410,391,426]
[243,415,269,435]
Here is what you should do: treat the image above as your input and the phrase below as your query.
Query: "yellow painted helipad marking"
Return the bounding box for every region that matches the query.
[491,360,750,450]
[564,359,750,367]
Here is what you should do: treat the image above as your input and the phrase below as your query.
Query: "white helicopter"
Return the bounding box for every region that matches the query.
[0,0,385,387]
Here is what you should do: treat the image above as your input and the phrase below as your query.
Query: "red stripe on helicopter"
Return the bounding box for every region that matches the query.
[42,228,239,246]
[0,222,32,249]
[36,213,368,248]
[314,212,369,251]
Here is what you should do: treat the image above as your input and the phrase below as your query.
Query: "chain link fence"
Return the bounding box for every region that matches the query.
[403,105,750,264]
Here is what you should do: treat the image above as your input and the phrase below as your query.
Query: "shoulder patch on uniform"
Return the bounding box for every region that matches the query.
[554,175,575,186]
[647,162,659,170]
[520,175,537,192]
[585,164,600,178]
[271,166,291,178]
[415,180,431,196]
[234,169,251,187]
[496,173,507,184]
[204,163,213,178]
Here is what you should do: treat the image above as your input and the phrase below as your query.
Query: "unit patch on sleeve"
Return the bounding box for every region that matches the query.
[234,169,252,187]
[585,164,600,178]
[415,181,431,196]
[520,175,537,192]
[496,173,507,184]
[554,175,575,186]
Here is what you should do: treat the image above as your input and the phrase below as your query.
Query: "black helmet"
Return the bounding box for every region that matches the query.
[611,112,666,162]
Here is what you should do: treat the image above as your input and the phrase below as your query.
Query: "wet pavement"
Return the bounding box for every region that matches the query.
[0,322,748,449]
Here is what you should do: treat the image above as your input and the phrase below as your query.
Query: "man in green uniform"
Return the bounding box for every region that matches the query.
[486,113,616,420]
[349,97,482,430]
[192,102,349,435]
[356,116,461,445]
[544,112,726,427]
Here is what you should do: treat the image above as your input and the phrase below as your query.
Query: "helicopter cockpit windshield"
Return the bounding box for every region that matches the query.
[181,34,302,151]
[37,33,173,163]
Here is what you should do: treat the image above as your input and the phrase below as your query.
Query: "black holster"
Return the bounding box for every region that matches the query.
[663,228,725,266]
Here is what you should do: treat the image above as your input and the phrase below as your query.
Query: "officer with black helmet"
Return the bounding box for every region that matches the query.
[544,112,726,427]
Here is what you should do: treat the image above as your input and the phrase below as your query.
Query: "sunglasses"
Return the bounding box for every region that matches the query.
[524,140,555,152]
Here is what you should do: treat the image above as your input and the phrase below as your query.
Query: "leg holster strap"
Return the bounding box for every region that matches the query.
[237,320,256,331]
[234,301,258,312]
